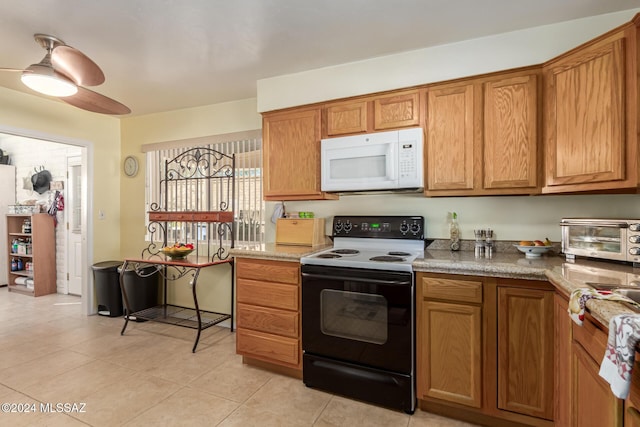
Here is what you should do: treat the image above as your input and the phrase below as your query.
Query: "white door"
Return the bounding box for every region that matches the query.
[67,157,83,295]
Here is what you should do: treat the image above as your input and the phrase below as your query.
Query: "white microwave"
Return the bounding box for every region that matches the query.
[320,127,424,192]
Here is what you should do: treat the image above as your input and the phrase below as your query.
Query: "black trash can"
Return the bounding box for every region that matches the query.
[118,263,161,318]
[92,261,124,317]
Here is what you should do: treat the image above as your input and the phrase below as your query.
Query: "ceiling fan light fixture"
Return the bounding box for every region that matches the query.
[20,65,77,97]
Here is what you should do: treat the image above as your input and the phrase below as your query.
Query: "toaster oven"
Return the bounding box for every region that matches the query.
[561,218,640,266]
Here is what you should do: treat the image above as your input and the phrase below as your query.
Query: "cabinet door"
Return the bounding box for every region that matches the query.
[497,287,554,420]
[426,83,477,192]
[555,294,571,427]
[544,36,626,189]
[325,100,368,136]
[484,73,539,190]
[419,300,482,408]
[572,341,623,427]
[373,90,420,130]
[627,406,640,427]
[262,108,329,200]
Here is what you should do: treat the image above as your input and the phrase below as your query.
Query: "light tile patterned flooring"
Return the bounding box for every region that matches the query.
[0,288,478,426]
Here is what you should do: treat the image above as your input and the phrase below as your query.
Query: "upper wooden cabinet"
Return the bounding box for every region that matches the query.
[325,100,368,136]
[373,90,421,130]
[323,89,421,137]
[425,68,541,196]
[543,19,640,193]
[425,81,477,193]
[262,108,337,201]
[483,73,539,190]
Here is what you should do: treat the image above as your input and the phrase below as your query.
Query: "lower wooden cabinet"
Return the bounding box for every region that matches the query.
[571,313,623,427]
[497,286,554,420]
[235,257,301,372]
[417,274,483,408]
[555,293,571,427]
[418,273,556,426]
[572,341,623,427]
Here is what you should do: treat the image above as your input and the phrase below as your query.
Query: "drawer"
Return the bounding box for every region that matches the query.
[236,328,300,368]
[572,315,608,363]
[421,276,483,303]
[237,303,299,338]
[236,258,299,284]
[237,278,299,311]
[275,218,325,246]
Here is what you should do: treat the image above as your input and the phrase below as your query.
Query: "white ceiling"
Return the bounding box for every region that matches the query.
[0,0,638,117]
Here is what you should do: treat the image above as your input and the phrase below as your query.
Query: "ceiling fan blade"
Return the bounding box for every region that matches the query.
[0,67,26,72]
[51,45,105,86]
[60,86,130,115]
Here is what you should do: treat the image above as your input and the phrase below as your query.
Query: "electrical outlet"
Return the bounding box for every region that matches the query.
[98,209,105,220]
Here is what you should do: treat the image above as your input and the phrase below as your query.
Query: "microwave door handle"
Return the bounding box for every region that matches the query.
[559,221,629,228]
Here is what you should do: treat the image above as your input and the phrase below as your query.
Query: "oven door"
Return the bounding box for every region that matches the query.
[301,264,413,374]
[561,220,628,261]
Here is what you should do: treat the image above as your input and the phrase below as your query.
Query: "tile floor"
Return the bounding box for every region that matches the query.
[0,288,478,426]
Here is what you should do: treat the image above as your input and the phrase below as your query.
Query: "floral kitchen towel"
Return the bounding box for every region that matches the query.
[567,288,640,326]
[599,314,640,399]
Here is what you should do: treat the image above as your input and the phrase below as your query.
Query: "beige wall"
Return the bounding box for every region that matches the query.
[0,86,121,263]
[257,8,640,112]
[120,98,261,315]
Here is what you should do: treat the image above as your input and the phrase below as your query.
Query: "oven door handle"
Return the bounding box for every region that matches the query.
[560,221,628,228]
[301,272,411,286]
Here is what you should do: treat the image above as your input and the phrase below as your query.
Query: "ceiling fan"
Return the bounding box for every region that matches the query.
[0,34,130,115]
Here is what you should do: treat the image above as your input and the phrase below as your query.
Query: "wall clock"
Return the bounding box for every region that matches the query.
[123,155,139,177]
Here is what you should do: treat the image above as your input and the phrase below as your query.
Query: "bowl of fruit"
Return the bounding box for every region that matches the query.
[514,239,554,258]
[161,243,194,259]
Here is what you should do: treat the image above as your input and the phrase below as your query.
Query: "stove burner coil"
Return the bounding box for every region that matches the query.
[370,255,405,262]
[388,251,411,256]
[331,249,360,255]
[316,253,342,259]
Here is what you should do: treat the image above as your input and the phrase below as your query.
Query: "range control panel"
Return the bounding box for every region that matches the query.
[332,215,424,240]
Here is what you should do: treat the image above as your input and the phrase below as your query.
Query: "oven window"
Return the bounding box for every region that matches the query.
[567,225,622,253]
[320,289,388,345]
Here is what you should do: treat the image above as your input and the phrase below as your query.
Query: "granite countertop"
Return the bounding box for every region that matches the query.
[230,243,640,329]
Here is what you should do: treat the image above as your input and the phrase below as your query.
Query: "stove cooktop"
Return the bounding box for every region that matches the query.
[300,215,426,272]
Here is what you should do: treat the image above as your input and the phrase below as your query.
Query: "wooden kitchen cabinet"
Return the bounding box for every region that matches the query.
[425,81,477,193]
[626,363,640,427]
[543,18,640,194]
[555,293,572,427]
[323,89,421,137]
[372,90,421,130]
[425,68,541,196]
[235,257,302,374]
[483,71,540,191]
[571,312,623,427]
[416,273,483,409]
[496,285,554,420]
[325,99,368,136]
[262,107,336,200]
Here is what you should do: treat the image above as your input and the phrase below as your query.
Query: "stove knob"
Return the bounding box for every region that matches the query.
[630,223,640,232]
[410,223,421,235]
[630,247,640,256]
[399,222,409,234]
[630,236,640,244]
[344,222,352,233]
[335,221,343,233]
